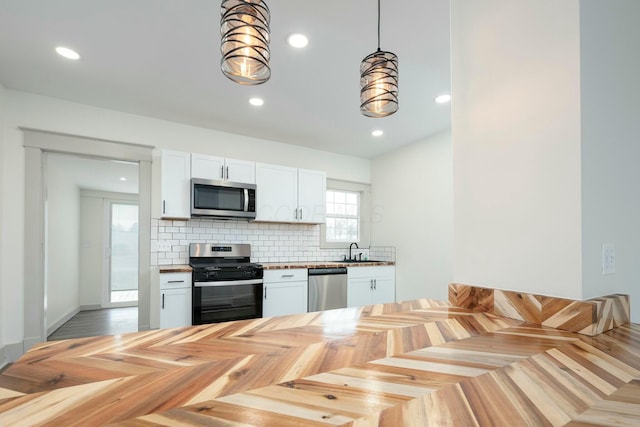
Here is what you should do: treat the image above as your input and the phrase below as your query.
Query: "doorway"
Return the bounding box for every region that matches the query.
[23,130,153,351]
[44,153,140,338]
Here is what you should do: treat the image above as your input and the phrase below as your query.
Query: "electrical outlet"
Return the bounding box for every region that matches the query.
[602,243,616,275]
[157,241,172,252]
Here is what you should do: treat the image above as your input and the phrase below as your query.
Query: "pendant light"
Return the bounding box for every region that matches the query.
[360,0,398,117]
[221,0,270,85]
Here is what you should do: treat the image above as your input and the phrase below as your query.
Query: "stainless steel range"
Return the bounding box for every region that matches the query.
[189,243,263,325]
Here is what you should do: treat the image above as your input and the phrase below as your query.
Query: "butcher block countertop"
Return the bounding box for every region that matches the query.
[159,264,192,273]
[261,260,395,269]
[159,261,395,273]
[1,300,638,426]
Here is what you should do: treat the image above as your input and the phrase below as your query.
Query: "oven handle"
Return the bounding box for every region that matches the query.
[194,279,264,287]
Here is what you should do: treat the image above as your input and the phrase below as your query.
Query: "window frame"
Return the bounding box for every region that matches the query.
[320,179,371,249]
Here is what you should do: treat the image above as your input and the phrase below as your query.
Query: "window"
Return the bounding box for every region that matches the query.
[326,190,359,242]
[320,179,370,248]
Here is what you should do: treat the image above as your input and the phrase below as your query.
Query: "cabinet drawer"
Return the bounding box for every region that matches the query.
[263,268,307,283]
[347,266,395,279]
[160,272,192,289]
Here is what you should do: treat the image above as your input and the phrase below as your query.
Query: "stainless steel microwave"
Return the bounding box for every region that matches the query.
[191,178,256,219]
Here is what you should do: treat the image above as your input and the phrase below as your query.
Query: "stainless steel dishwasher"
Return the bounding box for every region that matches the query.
[308,267,348,312]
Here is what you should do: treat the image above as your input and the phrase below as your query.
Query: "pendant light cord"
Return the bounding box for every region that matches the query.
[377,0,381,51]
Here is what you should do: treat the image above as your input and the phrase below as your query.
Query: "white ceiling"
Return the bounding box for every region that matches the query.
[0,0,451,159]
[47,153,139,194]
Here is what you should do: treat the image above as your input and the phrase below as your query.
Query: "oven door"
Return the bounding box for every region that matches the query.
[191,178,256,219]
[192,279,263,325]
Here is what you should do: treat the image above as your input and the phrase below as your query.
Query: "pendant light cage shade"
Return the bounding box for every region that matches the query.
[221,0,270,85]
[360,50,399,117]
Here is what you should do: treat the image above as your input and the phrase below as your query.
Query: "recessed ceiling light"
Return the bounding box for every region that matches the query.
[371,130,384,137]
[249,97,264,106]
[120,177,127,181]
[434,94,451,104]
[287,33,308,48]
[55,46,80,60]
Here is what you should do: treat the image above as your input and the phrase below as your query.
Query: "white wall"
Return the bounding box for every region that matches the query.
[45,158,80,332]
[79,193,104,308]
[371,131,453,302]
[450,0,584,298]
[580,0,640,323]
[0,109,24,349]
[7,90,371,184]
[0,81,5,362]
[0,89,372,354]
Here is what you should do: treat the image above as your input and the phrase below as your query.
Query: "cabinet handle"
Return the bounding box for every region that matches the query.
[221,165,225,179]
[374,279,377,290]
[264,286,267,299]
[299,208,303,220]
[281,274,294,278]
[370,279,373,290]
[162,293,165,309]
[162,200,166,214]
[294,208,298,220]
[226,166,229,180]
[168,280,184,283]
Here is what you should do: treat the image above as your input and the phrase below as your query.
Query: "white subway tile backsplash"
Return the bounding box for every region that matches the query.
[149,217,395,266]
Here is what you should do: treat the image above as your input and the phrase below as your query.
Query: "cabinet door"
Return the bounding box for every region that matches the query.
[372,277,395,304]
[263,281,307,317]
[191,153,224,180]
[160,288,192,329]
[297,168,326,223]
[226,158,256,184]
[255,163,297,222]
[161,150,191,218]
[347,277,373,308]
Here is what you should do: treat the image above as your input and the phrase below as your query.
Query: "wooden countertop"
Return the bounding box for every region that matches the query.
[159,264,192,273]
[261,261,395,269]
[159,262,395,273]
[0,300,638,426]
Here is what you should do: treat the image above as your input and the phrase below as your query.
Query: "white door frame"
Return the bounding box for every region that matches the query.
[23,129,153,350]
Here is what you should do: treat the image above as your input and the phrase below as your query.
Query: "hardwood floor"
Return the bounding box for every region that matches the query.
[47,307,138,341]
[1,299,638,426]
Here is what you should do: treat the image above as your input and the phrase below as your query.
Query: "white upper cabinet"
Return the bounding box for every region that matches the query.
[297,168,326,224]
[191,153,255,184]
[226,158,256,184]
[191,153,224,180]
[255,163,298,222]
[255,163,326,223]
[161,150,191,219]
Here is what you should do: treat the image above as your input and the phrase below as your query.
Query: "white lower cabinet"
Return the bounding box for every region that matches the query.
[160,272,192,329]
[263,269,308,317]
[347,266,395,307]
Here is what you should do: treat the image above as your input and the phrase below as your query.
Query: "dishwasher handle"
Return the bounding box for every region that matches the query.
[308,267,347,276]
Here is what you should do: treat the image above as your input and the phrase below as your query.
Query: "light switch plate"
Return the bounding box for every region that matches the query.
[602,243,616,275]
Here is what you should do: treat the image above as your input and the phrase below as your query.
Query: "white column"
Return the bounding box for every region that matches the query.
[450,0,583,298]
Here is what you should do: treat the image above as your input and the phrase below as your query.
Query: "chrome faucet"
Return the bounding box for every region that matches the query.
[349,242,359,261]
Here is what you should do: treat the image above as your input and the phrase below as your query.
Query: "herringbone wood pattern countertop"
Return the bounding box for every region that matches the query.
[0,299,638,426]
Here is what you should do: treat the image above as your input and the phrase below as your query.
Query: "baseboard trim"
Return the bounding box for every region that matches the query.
[1,341,27,367]
[79,304,102,311]
[47,307,80,337]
